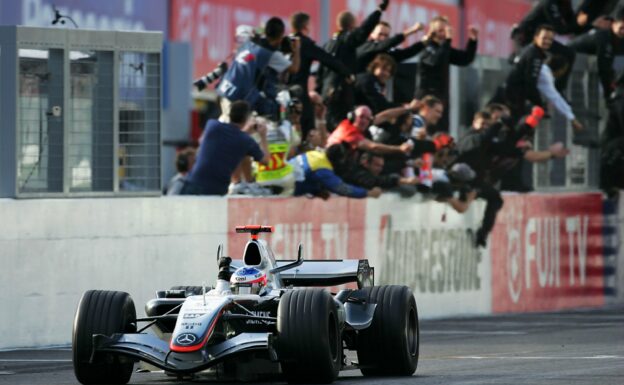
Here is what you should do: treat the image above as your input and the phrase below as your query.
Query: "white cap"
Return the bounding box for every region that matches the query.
[236,25,255,43]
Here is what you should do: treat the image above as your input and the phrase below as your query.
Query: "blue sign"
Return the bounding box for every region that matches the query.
[1,0,167,35]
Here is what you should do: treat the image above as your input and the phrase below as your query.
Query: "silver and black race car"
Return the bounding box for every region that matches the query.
[72,225,419,384]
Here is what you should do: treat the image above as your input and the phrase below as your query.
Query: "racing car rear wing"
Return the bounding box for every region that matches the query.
[277,259,374,288]
[231,258,374,288]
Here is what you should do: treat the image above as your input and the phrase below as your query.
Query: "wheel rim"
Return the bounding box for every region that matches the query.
[328,313,338,361]
[406,306,418,356]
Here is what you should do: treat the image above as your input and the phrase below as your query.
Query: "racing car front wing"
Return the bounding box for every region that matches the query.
[93,332,274,374]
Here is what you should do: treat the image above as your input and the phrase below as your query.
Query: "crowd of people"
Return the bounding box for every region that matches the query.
[167,0,624,248]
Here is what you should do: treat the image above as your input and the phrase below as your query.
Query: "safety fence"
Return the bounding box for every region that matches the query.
[1,192,621,349]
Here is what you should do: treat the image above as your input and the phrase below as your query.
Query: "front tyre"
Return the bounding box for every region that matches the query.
[72,290,136,385]
[356,285,419,376]
[277,289,342,384]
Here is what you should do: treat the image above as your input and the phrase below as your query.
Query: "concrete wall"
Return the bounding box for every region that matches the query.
[0,192,619,349]
[0,197,225,348]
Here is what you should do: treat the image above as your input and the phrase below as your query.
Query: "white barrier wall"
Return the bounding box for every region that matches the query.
[365,195,491,318]
[0,193,617,349]
[0,197,225,348]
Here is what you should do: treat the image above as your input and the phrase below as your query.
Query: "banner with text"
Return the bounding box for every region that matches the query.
[227,197,366,261]
[365,195,491,318]
[465,0,532,57]
[328,0,460,48]
[170,0,321,79]
[490,193,605,313]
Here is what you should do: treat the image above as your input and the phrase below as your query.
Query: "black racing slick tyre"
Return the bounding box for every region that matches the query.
[277,289,342,384]
[72,290,136,385]
[355,285,419,376]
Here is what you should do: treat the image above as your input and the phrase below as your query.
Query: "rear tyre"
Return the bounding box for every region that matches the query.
[277,289,342,384]
[72,290,136,385]
[170,285,209,296]
[355,285,419,376]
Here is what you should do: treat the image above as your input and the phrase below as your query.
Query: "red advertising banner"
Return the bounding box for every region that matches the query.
[328,0,460,47]
[170,0,321,79]
[490,193,605,313]
[227,197,366,262]
[465,0,532,57]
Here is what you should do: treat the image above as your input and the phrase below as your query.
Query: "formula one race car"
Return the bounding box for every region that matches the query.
[72,225,419,384]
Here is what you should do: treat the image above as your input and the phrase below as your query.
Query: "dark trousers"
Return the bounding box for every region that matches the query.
[476,182,504,239]
[300,93,315,141]
[325,82,355,132]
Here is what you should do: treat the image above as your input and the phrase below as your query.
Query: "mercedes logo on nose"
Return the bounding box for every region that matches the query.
[175,333,197,346]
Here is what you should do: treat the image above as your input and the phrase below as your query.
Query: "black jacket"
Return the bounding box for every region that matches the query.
[517,0,576,41]
[455,122,523,182]
[289,32,350,93]
[343,164,401,189]
[356,34,424,73]
[417,38,477,101]
[503,43,546,109]
[354,72,397,114]
[317,10,382,97]
[569,28,623,99]
[576,0,618,34]
[374,124,436,175]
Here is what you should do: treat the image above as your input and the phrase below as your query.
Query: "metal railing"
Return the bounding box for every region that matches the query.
[457,54,604,191]
[0,26,162,198]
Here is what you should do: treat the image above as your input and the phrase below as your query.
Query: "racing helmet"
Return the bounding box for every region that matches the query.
[230,267,268,295]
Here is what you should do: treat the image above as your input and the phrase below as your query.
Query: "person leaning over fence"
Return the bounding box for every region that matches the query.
[600,69,624,196]
[411,95,444,139]
[510,0,577,91]
[181,101,270,196]
[289,143,382,199]
[491,24,553,121]
[569,6,624,103]
[342,151,419,191]
[326,105,413,155]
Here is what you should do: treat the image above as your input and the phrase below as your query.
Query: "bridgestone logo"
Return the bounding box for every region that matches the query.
[378,220,481,293]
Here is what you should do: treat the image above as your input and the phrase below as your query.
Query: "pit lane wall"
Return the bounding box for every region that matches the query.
[0,192,619,349]
[0,197,226,348]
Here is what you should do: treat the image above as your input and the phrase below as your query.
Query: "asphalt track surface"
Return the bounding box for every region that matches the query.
[2,305,623,385]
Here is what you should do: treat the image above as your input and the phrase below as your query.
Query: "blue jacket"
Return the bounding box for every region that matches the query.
[291,150,367,198]
[217,41,273,108]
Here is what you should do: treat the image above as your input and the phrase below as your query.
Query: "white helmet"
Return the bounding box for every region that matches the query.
[229,267,267,295]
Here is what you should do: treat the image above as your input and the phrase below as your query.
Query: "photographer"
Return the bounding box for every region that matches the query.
[217,17,300,121]
[181,101,270,196]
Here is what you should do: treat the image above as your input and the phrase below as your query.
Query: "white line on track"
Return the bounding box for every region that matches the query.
[422,331,527,335]
[0,359,72,362]
[455,355,624,360]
